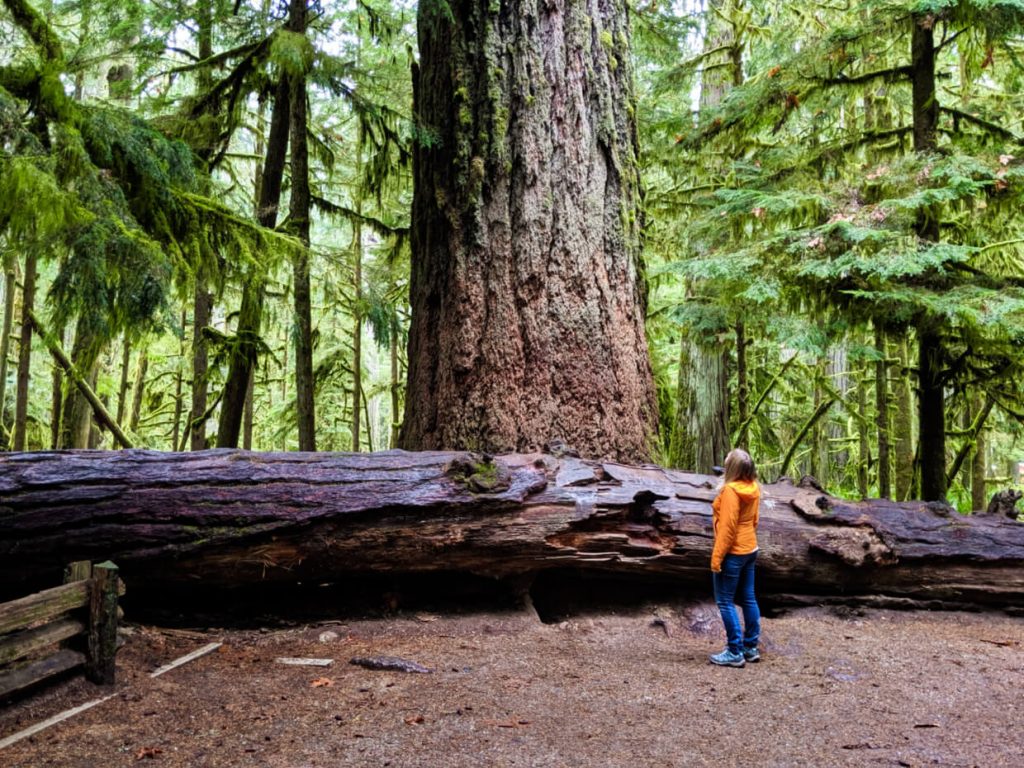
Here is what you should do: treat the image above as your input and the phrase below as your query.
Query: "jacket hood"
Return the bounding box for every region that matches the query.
[726,480,760,500]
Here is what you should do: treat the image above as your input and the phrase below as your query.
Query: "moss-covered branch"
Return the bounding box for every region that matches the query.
[3,0,64,63]
[941,107,1022,143]
[820,65,913,87]
[311,195,410,237]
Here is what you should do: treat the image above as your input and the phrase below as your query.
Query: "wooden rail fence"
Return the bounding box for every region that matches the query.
[0,561,122,699]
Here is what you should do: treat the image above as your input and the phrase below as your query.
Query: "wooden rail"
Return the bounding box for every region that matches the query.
[0,561,122,698]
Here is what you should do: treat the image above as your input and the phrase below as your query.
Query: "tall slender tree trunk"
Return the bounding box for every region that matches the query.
[350,204,363,452]
[911,13,945,501]
[289,0,315,452]
[13,249,37,451]
[735,321,748,433]
[243,372,255,450]
[59,320,102,449]
[917,327,945,501]
[189,0,216,451]
[874,325,890,498]
[0,254,16,431]
[172,312,185,450]
[216,75,291,447]
[971,392,987,512]
[402,0,656,460]
[129,347,148,434]
[857,369,869,498]
[810,372,826,482]
[49,323,64,449]
[389,314,401,449]
[894,339,915,500]
[116,334,131,425]
[672,1,735,471]
[244,87,268,454]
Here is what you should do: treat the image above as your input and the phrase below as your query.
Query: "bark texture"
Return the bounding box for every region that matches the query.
[401,0,656,462]
[1,450,1022,611]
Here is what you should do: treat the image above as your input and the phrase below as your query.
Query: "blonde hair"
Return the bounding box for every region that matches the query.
[723,448,757,483]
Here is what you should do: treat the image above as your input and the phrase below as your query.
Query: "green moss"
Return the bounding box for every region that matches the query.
[421,0,455,25]
[599,29,614,51]
[445,455,512,494]
[468,155,485,201]
[493,106,509,143]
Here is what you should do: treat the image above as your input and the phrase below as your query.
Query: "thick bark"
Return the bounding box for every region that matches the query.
[402,0,656,461]
[0,450,1021,612]
[216,75,290,447]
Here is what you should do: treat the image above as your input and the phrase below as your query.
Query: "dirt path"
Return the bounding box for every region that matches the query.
[1,605,1021,767]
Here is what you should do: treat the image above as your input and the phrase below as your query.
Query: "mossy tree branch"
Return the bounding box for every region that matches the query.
[3,0,64,63]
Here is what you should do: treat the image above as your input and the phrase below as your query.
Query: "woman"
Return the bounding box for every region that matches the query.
[709,448,762,667]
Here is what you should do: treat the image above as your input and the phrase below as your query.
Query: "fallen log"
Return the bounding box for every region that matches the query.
[1,449,1022,611]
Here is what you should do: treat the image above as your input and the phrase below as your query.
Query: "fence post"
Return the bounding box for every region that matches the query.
[86,561,119,685]
[64,560,92,585]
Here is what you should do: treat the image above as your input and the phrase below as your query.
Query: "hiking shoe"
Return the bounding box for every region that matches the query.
[743,647,761,663]
[710,650,745,667]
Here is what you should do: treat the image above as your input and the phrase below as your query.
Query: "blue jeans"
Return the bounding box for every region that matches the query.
[713,551,761,654]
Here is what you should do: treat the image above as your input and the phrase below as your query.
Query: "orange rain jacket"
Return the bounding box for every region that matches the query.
[710,480,761,572]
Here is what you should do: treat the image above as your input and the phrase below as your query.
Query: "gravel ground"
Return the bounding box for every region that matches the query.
[1,604,1022,767]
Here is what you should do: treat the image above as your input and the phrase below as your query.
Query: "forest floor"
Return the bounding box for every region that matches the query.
[0,603,1021,768]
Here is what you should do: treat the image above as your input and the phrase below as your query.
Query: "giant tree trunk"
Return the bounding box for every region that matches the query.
[1,450,1021,611]
[401,0,656,462]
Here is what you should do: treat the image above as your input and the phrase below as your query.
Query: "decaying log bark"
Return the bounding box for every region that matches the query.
[1,450,1022,610]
